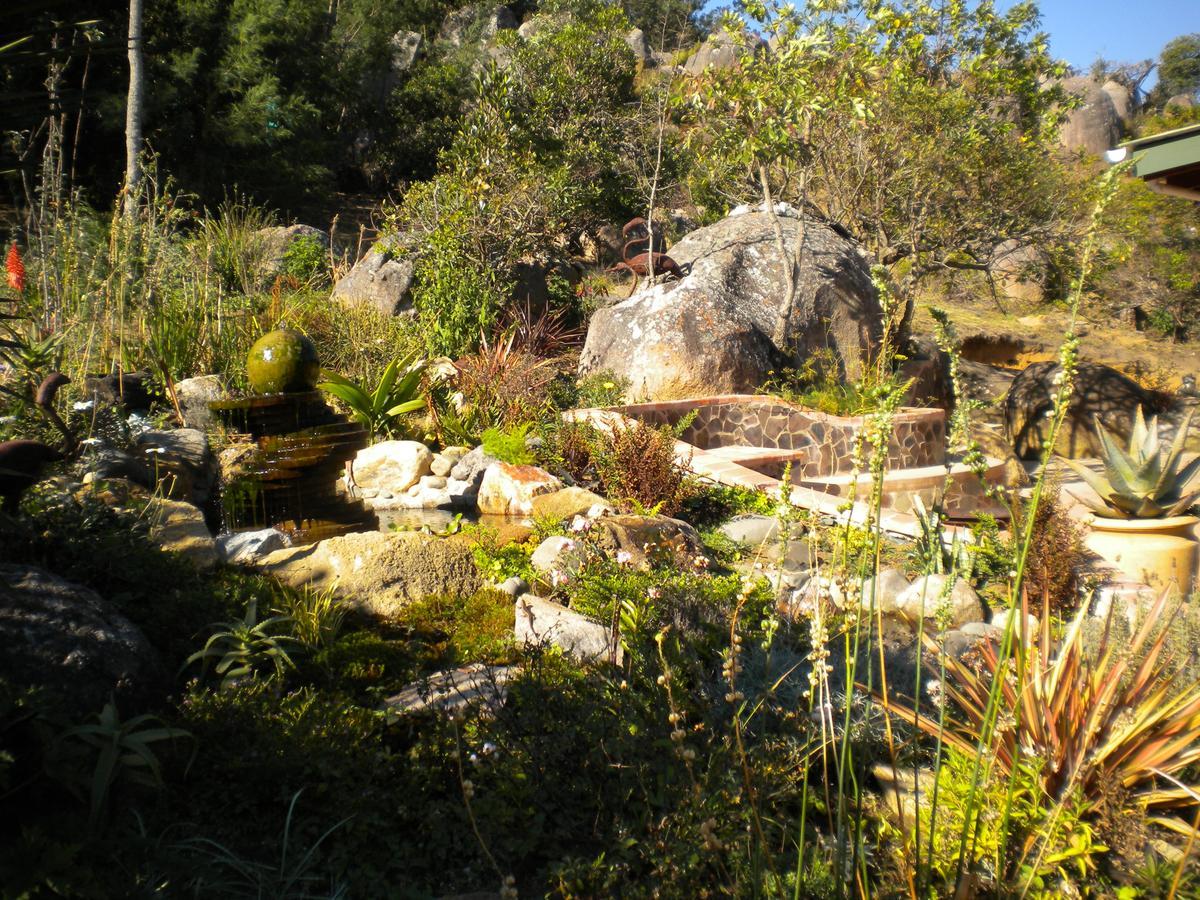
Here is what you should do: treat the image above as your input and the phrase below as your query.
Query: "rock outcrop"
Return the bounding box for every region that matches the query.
[1058,77,1121,155]
[1004,361,1163,460]
[0,565,162,715]
[262,531,482,617]
[331,244,417,316]
[579,208,883,399]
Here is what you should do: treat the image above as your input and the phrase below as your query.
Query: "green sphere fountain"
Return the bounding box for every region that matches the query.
[210,329,376,543]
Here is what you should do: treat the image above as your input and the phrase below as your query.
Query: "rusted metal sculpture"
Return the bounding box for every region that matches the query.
[608,217,684,297]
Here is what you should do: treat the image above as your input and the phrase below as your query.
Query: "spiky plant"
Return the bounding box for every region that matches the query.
[1063,407,1200,519]
[875,588,1200,814]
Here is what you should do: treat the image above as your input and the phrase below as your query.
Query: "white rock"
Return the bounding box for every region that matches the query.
[477,463,562,516]
[719,514,780,546]
[895,574,984,630]
[352,440,432,494]
[989,607,1040,638]
[859,568,911,616]
[430,454,454,477]
[530,535,584,575]
[146,498,217,569]
[419,475,447,490]
[515,594,621,663]
[217,528,291,565]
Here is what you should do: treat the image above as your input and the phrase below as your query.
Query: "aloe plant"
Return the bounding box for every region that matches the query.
[317,353,427,440]
[1063,407,1200,519]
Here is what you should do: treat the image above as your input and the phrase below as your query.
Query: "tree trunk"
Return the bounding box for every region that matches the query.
[123,0,144,214]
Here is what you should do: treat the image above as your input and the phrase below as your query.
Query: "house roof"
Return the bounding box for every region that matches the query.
[1113,122,1200,201]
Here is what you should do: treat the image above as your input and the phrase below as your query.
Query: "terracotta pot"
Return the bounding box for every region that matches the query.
[1084,515,1198,596]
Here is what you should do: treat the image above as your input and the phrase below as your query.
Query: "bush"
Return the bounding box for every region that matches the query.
[1014,490,1086,614]
[281,234,328,283]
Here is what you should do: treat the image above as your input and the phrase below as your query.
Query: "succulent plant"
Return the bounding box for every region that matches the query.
[1064,406,1200,519]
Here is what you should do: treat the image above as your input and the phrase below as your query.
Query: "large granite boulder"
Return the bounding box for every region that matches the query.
[1004,361,1163,460]
[146,498,218,569]
[261,531,482,618]
[331,244,417,317]
[1101,80,1134,125]
[135,427,218,508]
[684,31,740,74]
[477,463,562,516]
[439,3,516,46]
[579,208,883,399]
[1058,77,1121,155]
[0,565,163,715]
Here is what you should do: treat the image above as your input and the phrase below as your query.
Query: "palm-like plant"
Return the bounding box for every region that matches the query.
[186,599,300,689]
[877,589,1200,814]
[317,353,427,440]
[1063,407,1200,519]
[51,702,193,830]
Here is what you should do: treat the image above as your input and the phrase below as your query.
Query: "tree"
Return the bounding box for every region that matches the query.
[679,0,1075,328]
[1156,33,1200,100]
[123,0,144,212]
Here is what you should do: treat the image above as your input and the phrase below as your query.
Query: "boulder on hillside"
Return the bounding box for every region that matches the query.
[439,3,516,46]
[1004,361,1163,460]
[990,239,1047,303]
[1166,93,1195,111]
[1058,77,1121,155]
[1101,79,1134,125]
[390,30,423,73]
[625,28,652,66]
[255,225,329,279]
[0,565,163,716]
[684,31,740,74]
[331,244,417,317]
[261,531,482,618]
[579,208,883,399]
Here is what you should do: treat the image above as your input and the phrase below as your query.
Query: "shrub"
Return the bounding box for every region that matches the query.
[1013,490,1086,614]
[281,234,328,283]
[592,418,688,515]
[481,424,535,465]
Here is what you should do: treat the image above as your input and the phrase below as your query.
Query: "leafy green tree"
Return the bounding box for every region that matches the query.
[680,0,1074,329]
[1155,33,1200,101]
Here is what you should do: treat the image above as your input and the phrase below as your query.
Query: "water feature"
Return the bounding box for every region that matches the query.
[210,330,377,543]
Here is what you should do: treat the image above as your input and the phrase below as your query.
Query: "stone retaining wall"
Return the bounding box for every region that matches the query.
[610,395,945,478]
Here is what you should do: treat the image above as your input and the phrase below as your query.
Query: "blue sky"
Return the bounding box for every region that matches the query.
[1014,1,1193,75]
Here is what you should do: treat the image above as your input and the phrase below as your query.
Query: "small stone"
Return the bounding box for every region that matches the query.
[430,454,454,477]
[419,475,447,490]
[894,574,984,630]
[988,606,1039,637]
[859,568,911,616]
[960,621,1003,640]
[515,595,621,663]
[497,576,528,598]
[449,446,499,491]
[530,535,584,575]
[217,528,291,565]
[174,374,225,430]
[719,514,779,546]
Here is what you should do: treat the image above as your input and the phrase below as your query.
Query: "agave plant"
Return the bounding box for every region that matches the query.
[317,353,428,440]
[186,599,300,690]
[1063,407,1200,519]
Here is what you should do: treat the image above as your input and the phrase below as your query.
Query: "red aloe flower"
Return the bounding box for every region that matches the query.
[6,243,25,294]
